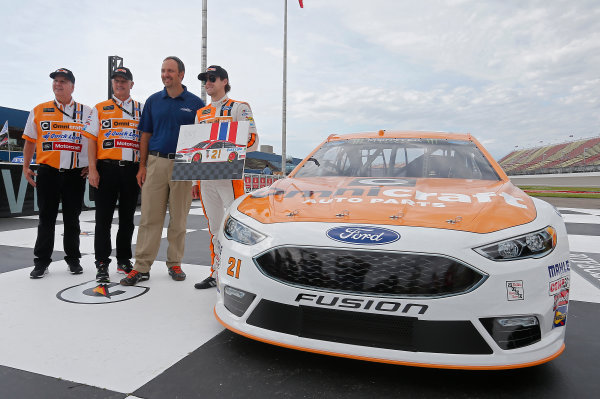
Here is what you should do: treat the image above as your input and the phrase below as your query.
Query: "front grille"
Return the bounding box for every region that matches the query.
[247,300,492,354]
[255,247,486,298]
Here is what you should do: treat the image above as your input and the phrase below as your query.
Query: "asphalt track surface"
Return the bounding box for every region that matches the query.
[0,198,599,399]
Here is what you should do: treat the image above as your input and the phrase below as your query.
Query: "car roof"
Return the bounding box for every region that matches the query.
[325,130,474,142]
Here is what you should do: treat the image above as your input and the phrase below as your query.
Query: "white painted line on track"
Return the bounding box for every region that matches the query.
[570,270,600,304]
[568,235,600,254]
[561,214,600,224]
[0,254,223,393]
[0,223,196,253]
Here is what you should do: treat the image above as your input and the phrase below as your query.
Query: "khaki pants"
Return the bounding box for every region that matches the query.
[134,155,192,273]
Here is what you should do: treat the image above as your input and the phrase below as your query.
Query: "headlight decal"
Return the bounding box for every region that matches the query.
[474,226,557,261]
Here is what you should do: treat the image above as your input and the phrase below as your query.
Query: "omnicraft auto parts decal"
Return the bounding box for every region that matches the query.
[57,281,149,304]
[252,186,528,209]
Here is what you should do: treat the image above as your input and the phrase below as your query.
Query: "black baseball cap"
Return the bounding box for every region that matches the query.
[49,68,75,83]
[198,65,228,81]
[111,67,133,81]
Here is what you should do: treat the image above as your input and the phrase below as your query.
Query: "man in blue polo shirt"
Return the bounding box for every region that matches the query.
[121,56,204,286]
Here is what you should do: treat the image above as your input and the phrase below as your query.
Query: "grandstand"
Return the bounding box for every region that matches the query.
[498,135,600,175]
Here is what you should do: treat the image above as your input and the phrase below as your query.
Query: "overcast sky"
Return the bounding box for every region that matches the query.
[2,0,599,160]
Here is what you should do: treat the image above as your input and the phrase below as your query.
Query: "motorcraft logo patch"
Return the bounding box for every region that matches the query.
[326,226,400,245]
[57,281,149,304]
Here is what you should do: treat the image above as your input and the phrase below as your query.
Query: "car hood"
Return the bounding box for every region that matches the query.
[178,147,199,154]
[236,177,537,233]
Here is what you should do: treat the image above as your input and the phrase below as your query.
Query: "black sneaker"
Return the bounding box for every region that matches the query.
[30,265,49,279]
[168,265,186,281]
[96,263,110,283]
[68,262,83,275]
[117,260,133,275]
[120,270,150,286]
[194,276,216,289]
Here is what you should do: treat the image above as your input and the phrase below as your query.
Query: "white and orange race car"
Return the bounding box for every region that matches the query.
[213,131,570,369]
[175,139,246,163]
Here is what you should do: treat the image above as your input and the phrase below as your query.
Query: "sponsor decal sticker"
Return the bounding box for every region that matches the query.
[202,109,211,115]
[549,276,569,296]
[326,226,400,245]
[506,280,524,301]
[115,139,140,150]
[552,289,569,328]
[43,108,55,113]
[103,105,115,110]
[40,121,51,131]
[57,281,149,304]
[547,260,570,278]
[221,106,233,111]
[52,142,82,152]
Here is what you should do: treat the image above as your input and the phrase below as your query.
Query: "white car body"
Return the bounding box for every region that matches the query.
[213,131,570,369]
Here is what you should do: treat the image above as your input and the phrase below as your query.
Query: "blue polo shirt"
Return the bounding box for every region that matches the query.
[138,85,205,154]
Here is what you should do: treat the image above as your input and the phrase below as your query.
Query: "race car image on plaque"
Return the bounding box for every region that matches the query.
[171,121,249,181]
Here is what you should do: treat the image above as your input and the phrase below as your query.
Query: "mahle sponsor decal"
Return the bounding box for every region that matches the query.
[326,226,400,245]
[547,260,570,278]
[57,281,149,304]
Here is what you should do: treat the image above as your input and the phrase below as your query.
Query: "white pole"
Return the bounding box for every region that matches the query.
[281,0,287,176]
[201,0,208,104]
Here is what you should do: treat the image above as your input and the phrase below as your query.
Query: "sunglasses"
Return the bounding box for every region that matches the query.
[204,75,218,83]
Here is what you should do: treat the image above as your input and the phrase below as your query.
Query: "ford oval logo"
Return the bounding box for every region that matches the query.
[326,226,400,245]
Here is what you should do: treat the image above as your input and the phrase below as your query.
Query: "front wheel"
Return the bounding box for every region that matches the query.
[193,153,202,162]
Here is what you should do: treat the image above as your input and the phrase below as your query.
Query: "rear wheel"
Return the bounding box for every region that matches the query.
[228,152,238,162]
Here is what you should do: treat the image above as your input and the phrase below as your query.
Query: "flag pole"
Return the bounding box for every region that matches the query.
[282,0,287,176]
[201,0,208,104]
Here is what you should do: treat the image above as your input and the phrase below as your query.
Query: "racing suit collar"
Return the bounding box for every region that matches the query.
[54,97,74,110]
[211,95,229,108]
[111,95,132,106]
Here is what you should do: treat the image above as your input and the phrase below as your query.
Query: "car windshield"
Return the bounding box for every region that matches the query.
[294,138,500,180]
[193,141,212,149]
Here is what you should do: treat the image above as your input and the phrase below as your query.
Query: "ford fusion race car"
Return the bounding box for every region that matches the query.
[213,131,570,369]
[175,140,246,163]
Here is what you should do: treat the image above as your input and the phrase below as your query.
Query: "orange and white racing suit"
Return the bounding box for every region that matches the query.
[195,95,258,269]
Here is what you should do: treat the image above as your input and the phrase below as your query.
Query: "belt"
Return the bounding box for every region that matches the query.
[99,159,139,166]
[149,150,175,159]
[39,164,83,173]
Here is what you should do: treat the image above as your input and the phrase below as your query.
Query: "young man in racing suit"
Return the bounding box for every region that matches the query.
[193,65,258,289]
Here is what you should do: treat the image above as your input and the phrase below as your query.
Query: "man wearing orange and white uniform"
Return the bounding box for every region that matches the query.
[193,65,258,289]
[83,67,143,283]
[22,68,92,279]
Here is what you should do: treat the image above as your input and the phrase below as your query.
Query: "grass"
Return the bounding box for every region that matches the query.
[516,185,600,199]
